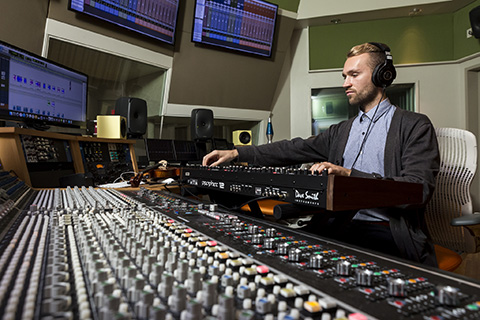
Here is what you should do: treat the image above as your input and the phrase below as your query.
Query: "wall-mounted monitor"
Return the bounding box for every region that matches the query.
[69,0,180,45]
[0,40,88,129]
[192,0,278,57]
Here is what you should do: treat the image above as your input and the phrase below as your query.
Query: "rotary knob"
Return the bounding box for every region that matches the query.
[288,248,302,262]
[355,269,374,287]
[265,228,277,237]
[388,278,406,297]
[263,238,276,249]
[248,225,259,234]
[277,242,290,255]
[309,254,324,269]
[336,260,351,276]
[437,286,461,306]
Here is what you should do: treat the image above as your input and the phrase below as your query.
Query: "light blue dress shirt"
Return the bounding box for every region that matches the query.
[343,99,396,221]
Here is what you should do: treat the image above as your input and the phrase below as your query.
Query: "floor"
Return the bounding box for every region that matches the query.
[454,252,480,281]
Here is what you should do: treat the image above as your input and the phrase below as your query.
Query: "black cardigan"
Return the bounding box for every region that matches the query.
[238,107,440,266]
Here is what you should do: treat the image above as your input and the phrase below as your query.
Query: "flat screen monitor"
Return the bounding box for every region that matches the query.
[192,0,278,57]
[0,40,88,129]
[69,0,180,45]
[145,139,199,164]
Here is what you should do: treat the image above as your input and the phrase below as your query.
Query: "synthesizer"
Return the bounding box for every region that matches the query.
[0,171,479,319]
[181,165,424,211]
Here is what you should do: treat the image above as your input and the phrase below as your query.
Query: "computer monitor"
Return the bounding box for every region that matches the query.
[69,0,180,45]
[145,139,200,165]
[192,0,278,57]
[0,40,88,129]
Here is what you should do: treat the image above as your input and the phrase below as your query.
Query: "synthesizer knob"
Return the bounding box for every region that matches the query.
[388,278,406,297]
[437,285,461,306]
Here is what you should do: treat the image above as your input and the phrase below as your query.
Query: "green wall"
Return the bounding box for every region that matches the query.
[268,0,300,13]
[309,0,480,70]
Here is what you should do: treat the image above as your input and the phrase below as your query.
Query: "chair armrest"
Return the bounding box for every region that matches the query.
[451,212,480,226]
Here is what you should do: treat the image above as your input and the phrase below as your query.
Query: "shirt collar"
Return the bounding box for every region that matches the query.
[358,98,394,123]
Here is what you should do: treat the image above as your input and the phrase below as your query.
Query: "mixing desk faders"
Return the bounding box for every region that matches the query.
[0,171,479,320]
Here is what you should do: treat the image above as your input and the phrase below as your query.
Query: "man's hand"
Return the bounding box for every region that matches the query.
[309,162,351,176]
[202,149,239,167]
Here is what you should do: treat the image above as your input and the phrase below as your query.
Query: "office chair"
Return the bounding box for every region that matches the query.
[425,127,480,271]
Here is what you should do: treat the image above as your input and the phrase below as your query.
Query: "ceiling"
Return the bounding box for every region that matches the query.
[295,0,477,28]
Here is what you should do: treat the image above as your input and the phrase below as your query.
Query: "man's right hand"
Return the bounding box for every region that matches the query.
[202,149,239,167]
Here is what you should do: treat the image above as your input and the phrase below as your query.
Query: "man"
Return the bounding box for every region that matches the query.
[202,42,440,266]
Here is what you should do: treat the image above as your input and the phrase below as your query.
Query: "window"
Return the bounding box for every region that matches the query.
[311,84,415,134]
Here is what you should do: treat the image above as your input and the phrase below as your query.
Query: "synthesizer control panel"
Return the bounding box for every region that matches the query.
[181,165,424,211]
[0,171,479,319]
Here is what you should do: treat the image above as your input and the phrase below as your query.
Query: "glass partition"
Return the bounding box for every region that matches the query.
[311,84,415,135]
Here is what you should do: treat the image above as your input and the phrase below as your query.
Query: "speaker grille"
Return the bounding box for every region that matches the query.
[191,109,214,140]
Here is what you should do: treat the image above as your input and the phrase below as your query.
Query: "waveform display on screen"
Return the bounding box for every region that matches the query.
[69,0,180,44]
[192,0,278,57]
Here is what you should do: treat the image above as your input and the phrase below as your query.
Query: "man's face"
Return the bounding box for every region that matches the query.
[342,53,380,111]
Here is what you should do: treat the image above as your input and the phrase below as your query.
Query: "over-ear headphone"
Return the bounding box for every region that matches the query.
[369,42,397,88]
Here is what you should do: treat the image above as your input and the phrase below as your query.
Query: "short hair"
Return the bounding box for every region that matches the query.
[347,43,386,71]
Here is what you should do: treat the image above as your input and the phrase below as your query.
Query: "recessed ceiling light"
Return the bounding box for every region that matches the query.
[409,8,423,16]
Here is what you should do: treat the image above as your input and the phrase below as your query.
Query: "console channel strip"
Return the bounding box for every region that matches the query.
[0,175,478,319]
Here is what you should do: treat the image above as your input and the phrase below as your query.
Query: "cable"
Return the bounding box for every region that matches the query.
[350,88,387,170]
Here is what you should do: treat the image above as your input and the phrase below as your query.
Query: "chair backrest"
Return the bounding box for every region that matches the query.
[425,128,478,253]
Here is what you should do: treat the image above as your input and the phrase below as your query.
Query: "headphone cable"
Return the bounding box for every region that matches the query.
[350,88,387,170]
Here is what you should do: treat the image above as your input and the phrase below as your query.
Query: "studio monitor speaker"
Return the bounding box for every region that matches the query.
[114,97,147,138]
[96,115,127,139]
[191,109,214,140]
[233,130,252,146]
[470,6,480,39]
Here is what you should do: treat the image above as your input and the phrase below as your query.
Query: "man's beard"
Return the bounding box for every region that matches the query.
[347,83,379,111]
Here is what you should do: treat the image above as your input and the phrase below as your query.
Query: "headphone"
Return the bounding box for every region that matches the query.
[369,42,397,88]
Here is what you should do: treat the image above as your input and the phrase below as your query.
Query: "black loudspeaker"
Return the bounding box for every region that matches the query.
[114,97,147,138]
[233,130,252,146]
[470,6,480,39]
[191,109,214,140]
[368,42,397,88]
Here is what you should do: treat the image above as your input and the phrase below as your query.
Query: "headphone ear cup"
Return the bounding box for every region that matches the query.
[372,61,396,88]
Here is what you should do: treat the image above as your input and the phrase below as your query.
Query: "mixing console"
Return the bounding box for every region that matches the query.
[0,170,479,320]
